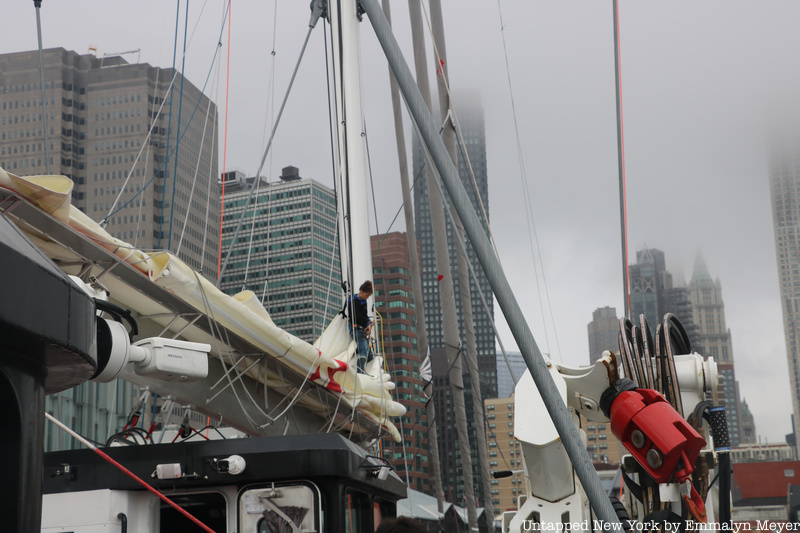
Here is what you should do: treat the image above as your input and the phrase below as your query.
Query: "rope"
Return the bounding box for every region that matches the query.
[158,0,181,248]
[166,3,190,250]
[102,1,231,226]
[45,412,216,533]
[217,14,321,286]
[492,0,563,360]
[218,0,232,276]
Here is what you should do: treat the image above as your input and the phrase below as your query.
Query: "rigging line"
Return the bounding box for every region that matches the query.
[175,80,213,256]
[158,0,182,248]
[104,0,216,227]
[493,0,561,360]
[260,0,281,166]
[323,19,351,301]
[417,0,497,259]
[200,49,222,274]
[241,173,263,292]
[133,69,159,248]
[613,0,630,318]
[102,1,231,226]
[364,124,381,237]
[218,0,232,276]
[370,162,426,259]
[193,272,271,428]
[206,354,262,403]
[407,99,517,377]
[251,1,281,297]
[375,267,411,485]
[217,9,323,287]
[167,3,191,250]
[45,413,217,533]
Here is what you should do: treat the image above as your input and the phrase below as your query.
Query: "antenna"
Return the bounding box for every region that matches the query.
[100,49,142,68]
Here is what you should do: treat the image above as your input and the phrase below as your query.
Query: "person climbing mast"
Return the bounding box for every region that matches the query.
[342,280,374,374]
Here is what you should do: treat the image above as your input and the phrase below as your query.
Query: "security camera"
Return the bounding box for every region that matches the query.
[377,465,390,481]
[93,318,210,383]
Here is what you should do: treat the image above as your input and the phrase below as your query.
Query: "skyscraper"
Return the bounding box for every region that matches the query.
[371,232,430,494]
[0,48,220,450]
[0,48,220,277]
[413,95,493,504]
[629,248,672,329]
[688,254,743,446]
[219,166,340,343]
[769,135,800,451]
[496,351,528,399]
[587,306,619,364]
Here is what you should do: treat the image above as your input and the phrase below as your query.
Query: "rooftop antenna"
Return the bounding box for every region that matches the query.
[34,0,51,174]
[100,49,142,68]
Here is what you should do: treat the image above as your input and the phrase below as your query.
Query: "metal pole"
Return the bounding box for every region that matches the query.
[381,0,444,515]
[613,0,630,318]
[34,0,51,174]
[407,1,476,524]
[360,0,621,525]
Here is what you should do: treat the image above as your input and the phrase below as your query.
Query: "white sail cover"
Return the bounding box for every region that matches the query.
[0,167,405,442]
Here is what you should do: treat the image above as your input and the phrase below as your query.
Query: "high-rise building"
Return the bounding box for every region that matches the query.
[688,254,743,446]
[496,351,528,399]
[587,306,619,364]
[0,48,220,450]
[484,397,522,517]
[629,248,672,329]
[218,166,340,343]
[739,398,757,445]
[371,232,430,494]
[0,48,220,276]
[769,132,800,454]
[413,95,494,504]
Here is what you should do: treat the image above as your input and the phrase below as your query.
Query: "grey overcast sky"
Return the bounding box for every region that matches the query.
[3,1,797,442]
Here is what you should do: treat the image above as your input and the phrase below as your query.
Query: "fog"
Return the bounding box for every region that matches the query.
[3,1,797,442]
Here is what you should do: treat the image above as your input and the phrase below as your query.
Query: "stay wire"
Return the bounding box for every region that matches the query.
[493,0,562,360]
[217,8,323,287]
[102,1,231,225]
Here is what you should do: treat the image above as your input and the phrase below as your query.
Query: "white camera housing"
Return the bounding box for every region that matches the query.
[93,317,209,383]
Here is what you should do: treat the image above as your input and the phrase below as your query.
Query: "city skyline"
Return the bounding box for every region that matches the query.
[1,1,796,443]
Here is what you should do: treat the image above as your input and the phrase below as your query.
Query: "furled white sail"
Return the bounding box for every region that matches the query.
[0,167,405,442]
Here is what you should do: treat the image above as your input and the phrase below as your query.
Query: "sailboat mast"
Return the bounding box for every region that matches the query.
[360,0,622,525]
[407,2,477,527]
[381,0,445,514]
[428,0,494,522]
[329,0,373,292]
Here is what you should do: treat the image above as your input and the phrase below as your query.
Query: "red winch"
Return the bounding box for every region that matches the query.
[602,380,706,483]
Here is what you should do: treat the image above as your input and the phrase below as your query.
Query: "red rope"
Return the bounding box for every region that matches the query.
[91,446,217,533]
[218,0,232,278]
[45,413,216,533]
[616,0,631,315]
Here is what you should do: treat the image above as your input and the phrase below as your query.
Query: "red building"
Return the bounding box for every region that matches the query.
[371,232,431,494]
[731,460,798,528]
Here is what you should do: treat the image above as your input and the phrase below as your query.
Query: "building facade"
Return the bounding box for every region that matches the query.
[413,94,494,505]
[769,135,800,455]
[496,351,528,399]
[218,166,340,343]
[0,48,220,450]
[587,306,619,364]
[629,248,672,330]
[687,254,744,446]
[484,397,523,518]
[0,48,220,276]
[371,232,431,494]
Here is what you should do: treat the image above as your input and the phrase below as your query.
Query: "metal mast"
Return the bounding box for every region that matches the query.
[360,0,622,525]
[407,1,477,527]
[428,0,494,521]
[381,0,444,514]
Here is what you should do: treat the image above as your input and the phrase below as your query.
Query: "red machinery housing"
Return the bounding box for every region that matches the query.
[608,388,705,483]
